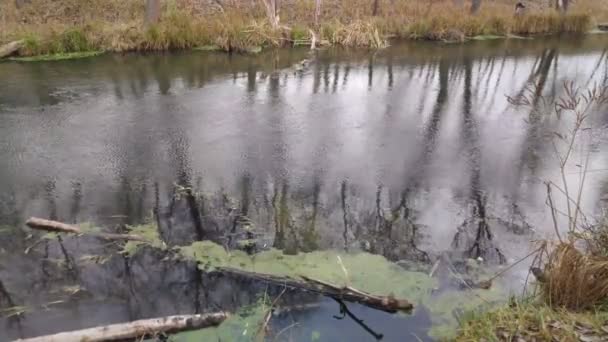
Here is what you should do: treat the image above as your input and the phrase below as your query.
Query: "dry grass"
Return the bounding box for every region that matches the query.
[541,243,608,311]
[457,300,608,341]
[0,0,603,56]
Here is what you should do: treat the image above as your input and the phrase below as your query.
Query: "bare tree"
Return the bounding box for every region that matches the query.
[314,0,322,27]
[372,0,380,16]
[145,0,161,25]
[556,0,570,13]
[261,0,280,28]
[15,0,30,9]
[470,0,481,14]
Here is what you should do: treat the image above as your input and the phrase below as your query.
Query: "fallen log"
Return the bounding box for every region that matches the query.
[13,312,229,342]
[0,40,24,59]
[216,267,413,313]
[25,217,149,242]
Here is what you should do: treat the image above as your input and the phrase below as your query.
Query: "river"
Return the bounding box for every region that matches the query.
[1,34,608,341]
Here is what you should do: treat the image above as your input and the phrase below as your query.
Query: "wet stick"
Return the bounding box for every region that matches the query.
[14,312,229,342]
[218,267,413,313]
[25,217,149,242]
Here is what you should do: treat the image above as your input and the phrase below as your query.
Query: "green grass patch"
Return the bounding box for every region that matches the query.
[8,50,104,62]
[457,300,608,341]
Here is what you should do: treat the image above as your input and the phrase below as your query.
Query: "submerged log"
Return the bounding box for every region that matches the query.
[0,40,24,59]
[25,217,149,242]
[217,267,413,313]
[14,312,229,342]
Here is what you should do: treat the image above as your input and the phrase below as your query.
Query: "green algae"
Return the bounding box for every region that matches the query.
[166,302,268,342]
[121,223,166,256]
[179,240,436,305]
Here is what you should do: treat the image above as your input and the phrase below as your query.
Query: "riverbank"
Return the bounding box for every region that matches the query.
[0,0,606,59]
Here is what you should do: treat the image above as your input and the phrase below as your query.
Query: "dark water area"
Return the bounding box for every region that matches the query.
[1,34,608,341]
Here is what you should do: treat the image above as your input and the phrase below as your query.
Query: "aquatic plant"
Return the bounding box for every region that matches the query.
[179,240,436,303]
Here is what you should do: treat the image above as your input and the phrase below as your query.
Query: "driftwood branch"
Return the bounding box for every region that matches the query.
[14,313,229,342]
[25,217,149,242]
[0,40,24,59]
[332,298,383,340]
[217,267,413,314]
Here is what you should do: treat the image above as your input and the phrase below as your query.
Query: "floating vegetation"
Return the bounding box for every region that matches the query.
[7,51,104,62]
[179,240,436,304]
[121,223,166,256]
[168,301,268,342]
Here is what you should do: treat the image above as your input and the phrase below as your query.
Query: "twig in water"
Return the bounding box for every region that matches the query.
[256,287,287,340]
[273,322,299,342]
[332,298,384,340]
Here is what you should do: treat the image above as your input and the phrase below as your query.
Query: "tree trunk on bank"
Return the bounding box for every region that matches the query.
[261,0,280,28]
[145,0,161,25]
[0,40,24,59]
[15,0,30,9]
[15,313,229,342]
[470,0,481,14]
[314,0,322,27]
[372,0,380,16]
[556,0,569,13]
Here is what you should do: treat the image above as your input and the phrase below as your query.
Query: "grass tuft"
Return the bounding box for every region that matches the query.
[539,243,608,311]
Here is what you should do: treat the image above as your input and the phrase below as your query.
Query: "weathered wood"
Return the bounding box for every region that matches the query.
[14,313,229,342]
[145,0,161,25]
[25,217,149,242]
[0,40,24,59]
[470,0,482,14]
[217,267,413,313]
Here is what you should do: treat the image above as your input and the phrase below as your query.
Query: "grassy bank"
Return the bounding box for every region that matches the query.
[457,231,608,341]
[457,301,608,341]
[457,78,608,341]
[0,0,605,57]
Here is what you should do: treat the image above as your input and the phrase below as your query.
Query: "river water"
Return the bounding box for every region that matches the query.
[1,34,608,341]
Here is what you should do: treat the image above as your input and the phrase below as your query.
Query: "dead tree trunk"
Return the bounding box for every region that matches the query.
[556,0,569,13]
[372,0,380,16]
[452,0,464,8]
[470,0,481,14]
[314,0,322,27]
[0,40,24,59]
[261,0,280,28]
[145,0,161,25]
[25,217,150,242]
[218,267,414,313]
[15,0,30,9]
[15,313,229,342]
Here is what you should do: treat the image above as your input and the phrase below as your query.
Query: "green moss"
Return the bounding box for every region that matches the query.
[8,51,103,62]
[291,25,310,43]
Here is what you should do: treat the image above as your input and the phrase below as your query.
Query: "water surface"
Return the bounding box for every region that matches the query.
[1,34,608,341]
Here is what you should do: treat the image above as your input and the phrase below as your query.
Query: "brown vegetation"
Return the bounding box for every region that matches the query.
[0,0,605,56]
